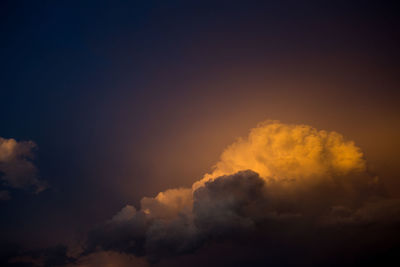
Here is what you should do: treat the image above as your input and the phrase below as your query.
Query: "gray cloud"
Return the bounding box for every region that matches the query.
[77,122,400,265]
[84,169,399,265]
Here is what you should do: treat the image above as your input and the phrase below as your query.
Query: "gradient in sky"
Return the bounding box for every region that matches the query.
[1,1,400,266]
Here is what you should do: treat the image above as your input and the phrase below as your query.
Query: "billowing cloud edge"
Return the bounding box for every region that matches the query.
[77,121,400,264]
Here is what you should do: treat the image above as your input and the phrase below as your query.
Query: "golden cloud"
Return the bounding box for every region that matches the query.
[194,120,366,189]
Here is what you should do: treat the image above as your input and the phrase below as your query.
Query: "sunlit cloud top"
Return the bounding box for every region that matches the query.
[195,120,366,189]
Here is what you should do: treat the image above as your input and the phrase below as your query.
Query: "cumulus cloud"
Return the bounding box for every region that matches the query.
[194,120,367,189]
[141,188,193,220]
[0,137,47,196]
[81,121,400,265]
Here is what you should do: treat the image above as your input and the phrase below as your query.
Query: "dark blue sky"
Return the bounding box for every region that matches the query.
[1,1,399,264]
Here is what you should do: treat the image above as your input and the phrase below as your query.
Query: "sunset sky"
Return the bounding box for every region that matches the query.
[1,1,400,266]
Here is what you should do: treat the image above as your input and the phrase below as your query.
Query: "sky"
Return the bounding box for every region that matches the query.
[1,1,400,266]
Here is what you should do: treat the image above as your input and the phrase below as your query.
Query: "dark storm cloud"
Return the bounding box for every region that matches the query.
[0,137,47,199]
[85,171,268,262]
[193,170,266,234]
[76,122,400,265]
[83,169,400,265]
[86,208,148,257]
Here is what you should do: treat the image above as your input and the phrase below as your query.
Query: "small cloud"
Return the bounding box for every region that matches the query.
[0,136,48,195]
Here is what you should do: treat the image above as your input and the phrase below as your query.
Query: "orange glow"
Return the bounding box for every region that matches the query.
[194,120,366,189]
[141,121,371,218]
